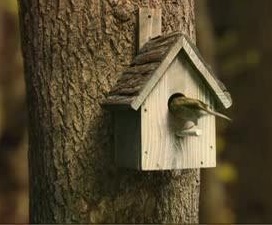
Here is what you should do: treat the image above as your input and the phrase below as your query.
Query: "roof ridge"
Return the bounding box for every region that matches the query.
[103,32,232,110]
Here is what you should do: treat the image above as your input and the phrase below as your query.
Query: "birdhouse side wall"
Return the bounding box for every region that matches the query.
[114,110,141,169]
[141,53,216,170]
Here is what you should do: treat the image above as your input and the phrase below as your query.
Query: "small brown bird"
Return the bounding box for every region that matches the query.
[168,93,231,125]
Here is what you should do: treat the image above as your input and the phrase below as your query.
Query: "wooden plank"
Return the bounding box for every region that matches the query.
[182,36,232,108]
[102,95,135,108]
[184,57,216,169]
[131,34,232,110]
[114,111,141,169]
[109,74,151,96]
[124,62,160,75]
[131,37,184,110]
[110,85,142,95]
[110,75,147,91]
[104,32,231,113]
[138,8,162,51]
[140,31,181,53]
[132,47,167,65]
[141,56,216,170]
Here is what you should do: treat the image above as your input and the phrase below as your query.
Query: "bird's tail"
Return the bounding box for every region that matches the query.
[207,109,232,121]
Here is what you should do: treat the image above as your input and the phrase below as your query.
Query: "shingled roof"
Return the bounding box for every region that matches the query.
[103,32,232,110]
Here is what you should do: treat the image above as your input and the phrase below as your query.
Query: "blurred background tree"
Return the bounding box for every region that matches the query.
[195,0,236,223]
[0,0,28,223]
[197,0,272,223]
[207,0,272,223]
[1,0,272,223]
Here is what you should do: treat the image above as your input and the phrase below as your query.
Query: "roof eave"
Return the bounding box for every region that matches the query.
[106,33,232,111]
[181,36,232,108]
[131,37,184,110]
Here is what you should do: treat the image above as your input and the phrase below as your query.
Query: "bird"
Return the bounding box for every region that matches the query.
[168,93,231,125]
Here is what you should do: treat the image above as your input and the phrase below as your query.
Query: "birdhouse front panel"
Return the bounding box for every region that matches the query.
[141,53,216,170]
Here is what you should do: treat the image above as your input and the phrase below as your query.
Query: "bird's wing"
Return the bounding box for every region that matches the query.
[205,109,232,121]
[182,97,231,121]
[178,97,208,110]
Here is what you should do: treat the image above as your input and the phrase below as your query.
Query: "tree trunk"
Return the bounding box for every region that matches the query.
[18,0,199,223]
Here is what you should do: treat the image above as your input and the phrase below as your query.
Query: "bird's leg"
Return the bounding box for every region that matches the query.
[176,121,202,137]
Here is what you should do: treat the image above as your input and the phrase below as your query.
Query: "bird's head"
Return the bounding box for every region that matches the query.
[167,93,185,109]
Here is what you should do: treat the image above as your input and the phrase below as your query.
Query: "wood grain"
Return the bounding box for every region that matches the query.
[138,8,162,51]
[131,38,183,110]
[182,36,232,108]
[114,110,141,169]
[104,32,232,111]
[141,55,216,170]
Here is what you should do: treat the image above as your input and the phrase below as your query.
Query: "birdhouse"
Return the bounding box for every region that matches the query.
[102,9,232,170]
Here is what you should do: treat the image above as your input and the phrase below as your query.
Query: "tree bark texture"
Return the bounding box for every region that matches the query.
[18,0,199,223]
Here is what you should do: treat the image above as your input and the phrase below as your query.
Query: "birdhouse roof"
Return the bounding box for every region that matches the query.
[103,32,232,110]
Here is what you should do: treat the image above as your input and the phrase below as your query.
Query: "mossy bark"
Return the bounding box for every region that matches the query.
[18,0,199,223]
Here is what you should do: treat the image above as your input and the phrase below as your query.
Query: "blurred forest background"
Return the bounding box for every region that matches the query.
[0,0,271,223]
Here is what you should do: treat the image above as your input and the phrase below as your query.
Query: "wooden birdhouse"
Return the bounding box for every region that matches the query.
[102,8,232,170]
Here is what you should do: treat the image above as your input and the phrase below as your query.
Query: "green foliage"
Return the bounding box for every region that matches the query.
[216,163,238,183]
[217,32,260,75]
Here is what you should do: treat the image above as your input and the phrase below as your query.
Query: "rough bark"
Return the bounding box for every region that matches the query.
[18,0,199,223]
